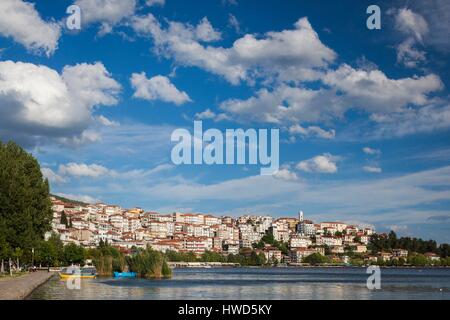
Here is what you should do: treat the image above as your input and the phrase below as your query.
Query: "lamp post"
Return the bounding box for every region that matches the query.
[32,247,35,269]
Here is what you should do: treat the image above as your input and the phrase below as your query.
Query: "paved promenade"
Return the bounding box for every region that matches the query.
[0,271,55,300]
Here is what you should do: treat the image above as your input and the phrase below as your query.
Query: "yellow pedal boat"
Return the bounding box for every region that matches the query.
[59,266,97,279]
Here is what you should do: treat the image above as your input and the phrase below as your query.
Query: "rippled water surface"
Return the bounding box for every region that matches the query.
[28,267,450,300]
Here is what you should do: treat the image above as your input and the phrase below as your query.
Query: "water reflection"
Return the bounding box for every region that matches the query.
[29,267,450,300]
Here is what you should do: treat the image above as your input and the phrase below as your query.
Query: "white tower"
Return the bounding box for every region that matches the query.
[298,210,304,222]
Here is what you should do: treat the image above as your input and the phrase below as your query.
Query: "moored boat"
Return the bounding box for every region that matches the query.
[59,266,98,279]
[113,271,137,278]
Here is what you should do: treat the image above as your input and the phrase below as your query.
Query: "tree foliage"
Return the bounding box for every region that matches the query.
[0,141,52,261]
[303,253,330,265]
[368,230,448,257]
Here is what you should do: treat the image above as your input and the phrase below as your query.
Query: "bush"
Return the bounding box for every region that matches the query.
[303,253,329,265]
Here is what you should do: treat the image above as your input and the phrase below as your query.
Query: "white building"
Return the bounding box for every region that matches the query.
[297,220,316,236]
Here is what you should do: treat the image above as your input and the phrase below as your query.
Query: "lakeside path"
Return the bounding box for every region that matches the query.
[0,271,55,300]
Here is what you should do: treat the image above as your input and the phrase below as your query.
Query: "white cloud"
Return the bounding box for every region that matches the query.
[363,166,382,173]
[273,168,299,181]
[296,154,339,173]
[410,0,450,52]
[62,62,121,107]
[195,17,222,42]
[131,72,191,105]
[75,0,137,35]
[58,163,111,178]
[131,15,336,84]
[396,38,426,68]
[96,115,119,127]
[0,0,61,56]
[0,60,120,147]
[392,8,429,68]
[370,103,450,137]
[323,64,443,113]
[289,124,335,139]
[232,18,335,70]
[195,108,216,120]
[363,147,381,156]
[219,63,443,129]
[193,108,230,122]
[131,14,246,84]
[394,8,429,42]
[220,85,344,124]
[41,168,66,184]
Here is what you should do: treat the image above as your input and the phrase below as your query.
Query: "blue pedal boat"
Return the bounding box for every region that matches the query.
[113,271,137,278]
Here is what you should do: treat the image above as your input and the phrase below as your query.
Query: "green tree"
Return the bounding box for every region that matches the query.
[0,142,52,261]
[60,211,68,228]
[408,254,428,266]
[303,253,329,265]
[261,233,275,245]
[438,244,450,258]
[63,243,85,265]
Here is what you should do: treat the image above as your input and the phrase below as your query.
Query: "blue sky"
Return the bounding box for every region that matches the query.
[0,0,449,242]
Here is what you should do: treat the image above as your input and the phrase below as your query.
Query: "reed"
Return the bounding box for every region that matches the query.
[126,246,172,279]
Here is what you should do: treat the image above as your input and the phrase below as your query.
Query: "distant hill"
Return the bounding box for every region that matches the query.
[50,194,89,206]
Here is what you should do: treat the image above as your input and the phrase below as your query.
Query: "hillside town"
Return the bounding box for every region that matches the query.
[48,196,407,265]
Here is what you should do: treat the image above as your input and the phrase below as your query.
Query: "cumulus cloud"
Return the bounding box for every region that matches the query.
[0,0,61,56]
[0,60,120,147]
[41,167,66,184]
[363,166,382,173]
[289,124,335,139]
[296,154,339,173]
[195,17,222,42]
[131,72,191,105]
[75,0,137,35]
[58,163,111,178]
[126,11,447,139]
[130,15,336,84]
[323,64,443,113]
[195,109,216,120]
[219,63,442,127]
[273,168,299,181]
[370,103,450,137]
[194,109,230,122]
[220,85,344,124]
[62,62,121,107]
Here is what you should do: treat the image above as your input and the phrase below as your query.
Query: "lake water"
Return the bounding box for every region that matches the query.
[28,267,450,300]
